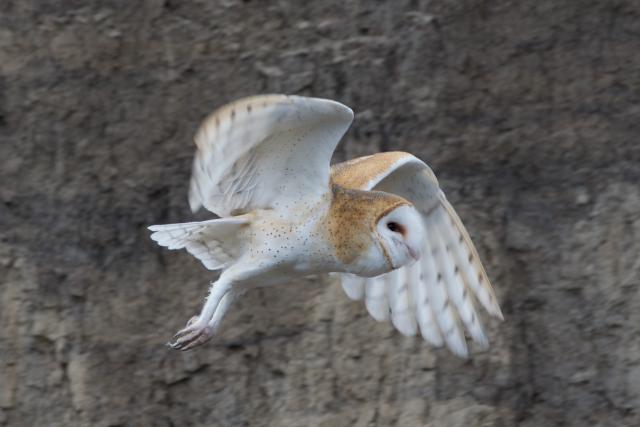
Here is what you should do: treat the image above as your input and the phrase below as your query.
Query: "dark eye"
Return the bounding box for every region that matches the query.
[387,222,404,234]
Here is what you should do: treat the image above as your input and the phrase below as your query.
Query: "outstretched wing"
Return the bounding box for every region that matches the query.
[332,152,503,358]
[189,94,354,216]
[148,216,249,271]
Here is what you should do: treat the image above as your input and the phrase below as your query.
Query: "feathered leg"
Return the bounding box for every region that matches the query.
[168,277,233,350]
[171,290,243,351]
[207,290,243,332]
[167,260,262,351]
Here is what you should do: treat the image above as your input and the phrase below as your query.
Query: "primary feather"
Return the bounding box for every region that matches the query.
[148,95,502,358]
[333,152,503,357]
[189,95,353,216]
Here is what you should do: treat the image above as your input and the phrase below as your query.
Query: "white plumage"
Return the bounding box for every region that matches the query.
[149,217,248,270]
[149,94,503,357]
[333,152,502,357]
[188,94,352,216]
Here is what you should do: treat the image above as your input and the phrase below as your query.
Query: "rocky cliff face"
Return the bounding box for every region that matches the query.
[1,1,640,426]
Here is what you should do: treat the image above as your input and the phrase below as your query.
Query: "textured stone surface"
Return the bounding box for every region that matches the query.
[1,0,640,426]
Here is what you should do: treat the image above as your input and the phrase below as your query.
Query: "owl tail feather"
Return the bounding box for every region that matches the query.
[148,216,249,271]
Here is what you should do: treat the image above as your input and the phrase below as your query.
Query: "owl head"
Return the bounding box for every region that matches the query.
[375,204,424,270]
[328,185,425,277]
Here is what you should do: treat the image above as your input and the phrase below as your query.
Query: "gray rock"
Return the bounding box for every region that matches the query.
[1,0,639,425]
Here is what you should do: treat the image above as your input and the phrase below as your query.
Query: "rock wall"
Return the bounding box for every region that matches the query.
[1,0,639,425]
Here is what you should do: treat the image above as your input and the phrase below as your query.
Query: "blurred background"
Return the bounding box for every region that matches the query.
[1,1,639,426]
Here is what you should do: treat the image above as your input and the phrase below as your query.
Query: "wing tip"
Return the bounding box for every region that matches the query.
[292,95,354,125]
[329,100,354,123]
[392,315,418,337]
[482,281,504,321]
[365,301,390,322]
[421,330,445,348]
[449,343,469,359]
[188,189,202,214]
[148,231,169,247]
[338,273,366,300]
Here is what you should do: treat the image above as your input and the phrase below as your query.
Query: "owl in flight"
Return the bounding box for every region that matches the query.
[149,95,503,357]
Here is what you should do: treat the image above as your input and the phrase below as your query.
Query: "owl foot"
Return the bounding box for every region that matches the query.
[167,316,213,351]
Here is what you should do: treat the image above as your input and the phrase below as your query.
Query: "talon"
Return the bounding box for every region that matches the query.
[172,320,199,340]
[167,340,183,350]
[180,330,213,351]
[167,319,213,351]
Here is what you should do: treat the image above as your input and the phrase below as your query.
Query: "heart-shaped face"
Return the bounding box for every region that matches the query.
[376,204,424,269]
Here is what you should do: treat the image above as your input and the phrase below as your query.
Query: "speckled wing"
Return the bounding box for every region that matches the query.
[332,152,503,358]
[189,95,354,216]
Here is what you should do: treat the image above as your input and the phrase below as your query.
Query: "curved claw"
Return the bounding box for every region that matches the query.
[171,317,200,341]
[167,318,214,351]
[179,331,213,351]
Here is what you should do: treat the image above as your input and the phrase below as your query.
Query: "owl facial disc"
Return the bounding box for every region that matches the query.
[376,204,424,269]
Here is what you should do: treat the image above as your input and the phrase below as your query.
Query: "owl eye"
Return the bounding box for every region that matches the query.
[387,222,405,235]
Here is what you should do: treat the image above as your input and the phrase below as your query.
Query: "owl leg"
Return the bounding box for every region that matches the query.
[206,290,243,333]
[168,278,234,351]
[172,291,241,351]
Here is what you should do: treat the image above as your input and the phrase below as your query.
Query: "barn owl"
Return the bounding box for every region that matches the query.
[149,95,503,357]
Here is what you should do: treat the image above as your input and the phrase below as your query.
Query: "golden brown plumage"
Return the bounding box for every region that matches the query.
[331,151,503,357]
[330,151,413,190]
[149,95,502,357]
[323,184,410,266]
